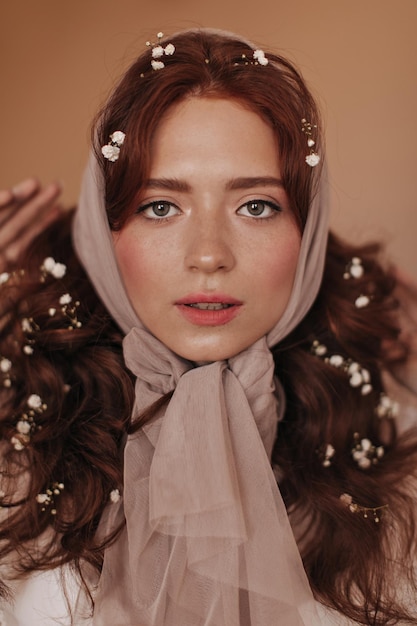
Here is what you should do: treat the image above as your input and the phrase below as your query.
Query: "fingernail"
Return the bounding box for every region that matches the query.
[12,178,38,197]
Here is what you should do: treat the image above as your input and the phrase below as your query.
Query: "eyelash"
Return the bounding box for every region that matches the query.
[135,199,283,221]
[136,201,180,220]
[237,199,282,220]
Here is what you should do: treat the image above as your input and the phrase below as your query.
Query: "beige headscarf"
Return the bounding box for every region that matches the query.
[73,119,329,624]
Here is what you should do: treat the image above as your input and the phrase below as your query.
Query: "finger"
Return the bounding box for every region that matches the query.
[0,182,62,249]
[11,178,40,201]
[0,189,14,208]
[4,204,62,265]
[0,178,40,227]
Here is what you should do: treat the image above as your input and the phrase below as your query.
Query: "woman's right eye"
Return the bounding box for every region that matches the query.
[136,201,181,219]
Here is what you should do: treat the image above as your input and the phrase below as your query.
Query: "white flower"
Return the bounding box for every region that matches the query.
[355,295,370,308]
[152,45,164,58]
[307,138,315,147]
[51,262,66,279]
[340,493,353,506]
[305,153,320,167]
[347,362,360,374]
[48,308,56,316]
[361,369,370,383]
[358,456,372,470]
[0,358,11,373]
[0,272,10,285]
[59,293,72,305]
[21,318,32,333]
[110,131,125,146]
[329,354,344,367]
[110,488,121,503]
[253,49,269,66]
[151,60,165,71]
[376,394,399,418]
[157,31,164,39]
[36,493,49,504]
[360,438,372,452]
[349,371,363,387]
[350,262,364,279]
[11,436,24,451]
[43,257,56,272]
[164,43,175,56]
[27,394,42,409]
[376,446,385,458]
[101,144,120,162]
[23,345,34,355]
[312,341,327,356]
[361,383,373,396]
[325,443,335,458]
[16,420,31,435]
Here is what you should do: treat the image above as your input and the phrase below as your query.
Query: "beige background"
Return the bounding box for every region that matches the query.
[1,0,416,276]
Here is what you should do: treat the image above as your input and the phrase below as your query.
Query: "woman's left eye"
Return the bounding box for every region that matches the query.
[137,201,181,219]
[237,200,282,218]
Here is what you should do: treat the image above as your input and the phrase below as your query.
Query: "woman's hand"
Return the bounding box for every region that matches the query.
[0,178,62,271]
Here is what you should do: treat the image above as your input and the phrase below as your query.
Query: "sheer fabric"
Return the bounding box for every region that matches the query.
[73,150,329,625]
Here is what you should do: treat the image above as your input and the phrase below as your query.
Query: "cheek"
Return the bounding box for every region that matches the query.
[114,230,177,310]
[259,231,301,297]
[114,234,150,296]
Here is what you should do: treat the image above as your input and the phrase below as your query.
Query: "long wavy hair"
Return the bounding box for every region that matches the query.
[1,29,417,624]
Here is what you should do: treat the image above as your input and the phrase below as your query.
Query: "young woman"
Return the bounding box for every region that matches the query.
[1,29,417,626]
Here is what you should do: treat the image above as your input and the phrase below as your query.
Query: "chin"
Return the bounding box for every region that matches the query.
[172,342,249,364]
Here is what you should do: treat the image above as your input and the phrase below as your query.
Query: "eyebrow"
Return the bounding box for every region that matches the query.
[145,176,284,192]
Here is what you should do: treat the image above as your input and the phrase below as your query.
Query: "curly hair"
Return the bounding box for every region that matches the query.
[1,29,417,625]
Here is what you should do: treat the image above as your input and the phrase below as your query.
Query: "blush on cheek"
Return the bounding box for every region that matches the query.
[268,235,301,286]
[113,235,145,289]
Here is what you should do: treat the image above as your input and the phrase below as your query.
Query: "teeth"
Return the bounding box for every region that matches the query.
[188,303,232,310]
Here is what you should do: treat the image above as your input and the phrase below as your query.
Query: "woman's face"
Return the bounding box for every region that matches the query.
[113,97,301,362]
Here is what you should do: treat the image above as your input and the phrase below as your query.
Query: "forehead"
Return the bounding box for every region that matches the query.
[149,96,280,176]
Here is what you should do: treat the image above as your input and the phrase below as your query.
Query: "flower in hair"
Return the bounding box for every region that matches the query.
[110,131,126,145]
[41,257,67,280]
[0,357,11,373]
[344,257,364,279]
[59,293,72,306]
[355,294,370,309]
[110,488,121,503]
[305,153,321,167]
[311,341,373,396]
[376,393,399,419]
[164,43,175,56]
[339,493,387,523]
[101,131,126,162]
[11,394,46,450]
[27,394,43,410]
[253,49,269,66]
[351,433,384,470]
[146,33,176,70]
[302,119,320,167]
[36,482,64,515]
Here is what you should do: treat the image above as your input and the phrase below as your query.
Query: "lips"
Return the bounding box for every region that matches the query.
[175,294,242,326]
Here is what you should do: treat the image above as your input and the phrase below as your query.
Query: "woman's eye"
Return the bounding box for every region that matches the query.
[237,200,281,218]
[137,201,180,219]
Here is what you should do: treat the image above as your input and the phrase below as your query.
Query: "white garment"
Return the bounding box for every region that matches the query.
[1,567,349,626]
[0,568,91,626]
[2,544,417,626]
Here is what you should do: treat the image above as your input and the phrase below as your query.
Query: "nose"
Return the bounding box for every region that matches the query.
[184,213,235,273]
